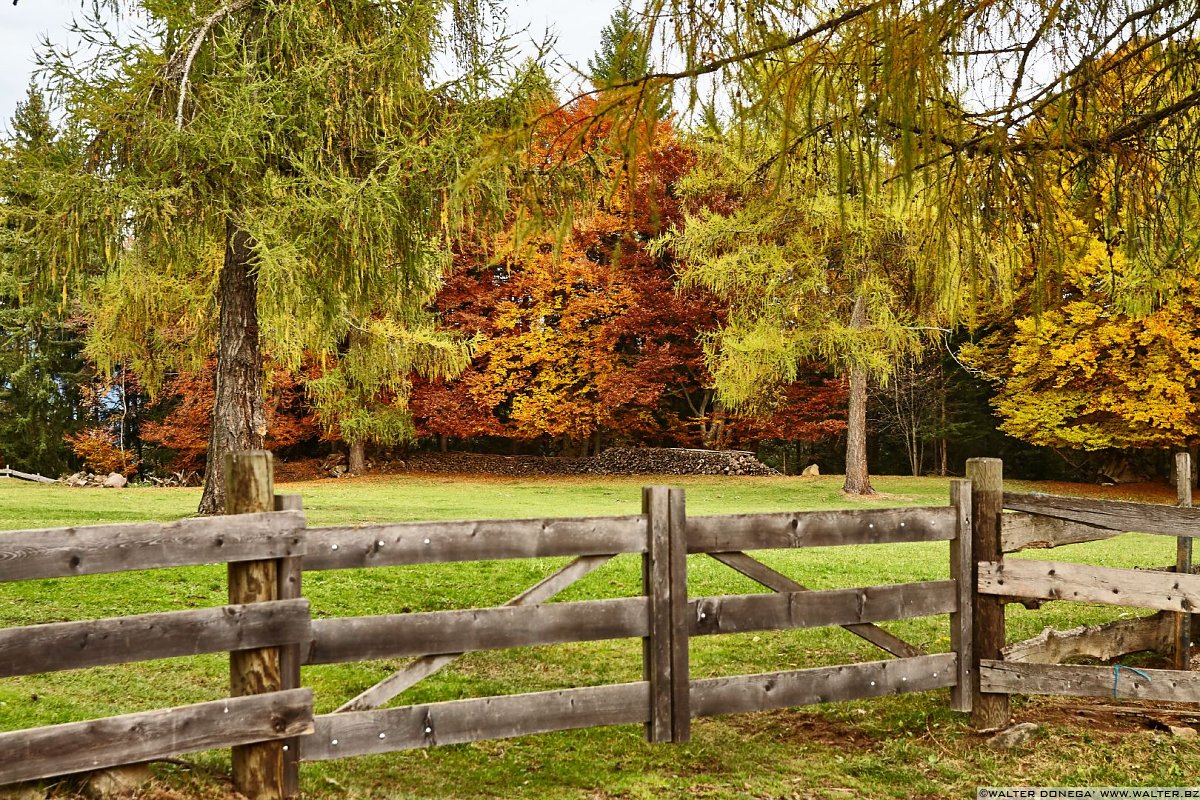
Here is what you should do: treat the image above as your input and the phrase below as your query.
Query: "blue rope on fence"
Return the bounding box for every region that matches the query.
[1113,663,1152,697]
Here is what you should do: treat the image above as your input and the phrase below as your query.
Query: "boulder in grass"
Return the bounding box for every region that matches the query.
[80,764,154,799]
[102,472,128,489]
[801,464,820,477]
[985,722,1039,749]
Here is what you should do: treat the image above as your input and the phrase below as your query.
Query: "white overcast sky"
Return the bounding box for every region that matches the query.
[0,0,621,129]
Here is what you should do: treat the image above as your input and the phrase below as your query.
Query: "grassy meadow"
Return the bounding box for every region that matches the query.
[0,472,1196,799]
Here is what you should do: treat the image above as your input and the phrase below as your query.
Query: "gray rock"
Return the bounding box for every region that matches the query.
[986,722,1040,749]
[80,765,154,799]
[801,464,820,477]
[1169,725,1198,739]
[102,472,128,489]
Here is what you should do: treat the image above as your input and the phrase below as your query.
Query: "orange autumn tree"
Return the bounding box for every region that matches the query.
[141,361,320,472]
[411,95,726,453]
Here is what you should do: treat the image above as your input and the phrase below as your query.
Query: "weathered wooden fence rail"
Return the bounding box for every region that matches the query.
[0,506,314,788]
[6,454,1197,797]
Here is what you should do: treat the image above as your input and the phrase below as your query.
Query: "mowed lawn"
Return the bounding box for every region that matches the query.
[1,473,1196,799]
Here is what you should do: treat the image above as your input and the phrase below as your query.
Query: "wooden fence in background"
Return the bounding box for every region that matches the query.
[3,453,1199,797]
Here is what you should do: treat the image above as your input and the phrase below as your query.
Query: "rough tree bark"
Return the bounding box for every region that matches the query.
[348,441,366,475]
[842,293,874,495]
[198,220,266,514]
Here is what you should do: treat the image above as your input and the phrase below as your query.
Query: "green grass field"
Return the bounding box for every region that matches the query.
[1,473,1196,799]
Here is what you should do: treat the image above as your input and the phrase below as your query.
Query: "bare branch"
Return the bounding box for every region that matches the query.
[173,0,252,129]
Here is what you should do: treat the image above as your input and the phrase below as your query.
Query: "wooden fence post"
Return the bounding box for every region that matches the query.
[642,485,690,744]
[949,479,973,713]
[274,493,304,799]
[966,458,1010,730]
[226,451,284,800]
[643,486,672,743]
[667,487,691,743]
[1175,452,1193,671]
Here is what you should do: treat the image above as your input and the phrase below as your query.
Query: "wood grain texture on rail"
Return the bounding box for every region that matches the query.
[301,682,650,761]
[1003,492,1200,538]
[0,511,305,582]
[303,516,646,569]
[690,653,958,718]
[0,599,311,677]
[306,598,647,664]
[1001,512,1121,552]
[687,506,957,553]
[0,689,313,786]
[333,555,614,713]
[689,581,957,636]
[1001,614,1173,664]
[709,551,925,658]
[980,660,1200,702]
[978,559,1200,612]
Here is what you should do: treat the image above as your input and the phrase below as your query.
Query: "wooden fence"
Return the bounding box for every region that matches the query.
[295,484,971,765]
[2,453,1196,797]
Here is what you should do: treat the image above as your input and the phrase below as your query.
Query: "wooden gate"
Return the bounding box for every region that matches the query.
[967,456,1200,730]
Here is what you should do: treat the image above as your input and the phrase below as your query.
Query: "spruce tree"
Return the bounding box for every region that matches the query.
[0,84,89,476]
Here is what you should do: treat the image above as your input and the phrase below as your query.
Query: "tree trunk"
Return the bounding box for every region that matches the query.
[439,434,448,453]
[842,293,874,495]
[348,440,366,475]
[198,221,266,514]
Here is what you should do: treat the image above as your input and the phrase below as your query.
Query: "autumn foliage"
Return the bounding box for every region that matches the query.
[410,98,740,451]
[65,427,141,477]
[140,361,320,471]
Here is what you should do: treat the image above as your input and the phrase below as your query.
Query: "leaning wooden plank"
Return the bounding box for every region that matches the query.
[307,597,647,664]
[302,682,649,761]
[1001,512,1120,552]
[690,653,958,718]
[0,599,311,677]
[304,516,645,570]
[334,555,613,712]
[690,581,957,636]
[978,559,1200,612]
[708,552,926,658]
[1002,613,1174,664]
[2,468,56,484]
[0,689,313,786]
[1002,493,1200,538]
[980,660,1200,702]
[0,511,306,582]
[688,506,957,553]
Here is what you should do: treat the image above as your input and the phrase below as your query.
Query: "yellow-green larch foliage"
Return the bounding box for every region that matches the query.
[23,0,547,509]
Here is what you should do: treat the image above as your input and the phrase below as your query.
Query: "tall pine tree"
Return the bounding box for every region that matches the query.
[0,84,89,476]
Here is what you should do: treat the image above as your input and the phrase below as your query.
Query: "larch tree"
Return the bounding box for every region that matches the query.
[662,139,941,494]
[25,1,542,511]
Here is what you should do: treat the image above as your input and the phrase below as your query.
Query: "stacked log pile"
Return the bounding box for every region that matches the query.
[404,448,779,477]
[404,452,580,477]
[579,447,779,476]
